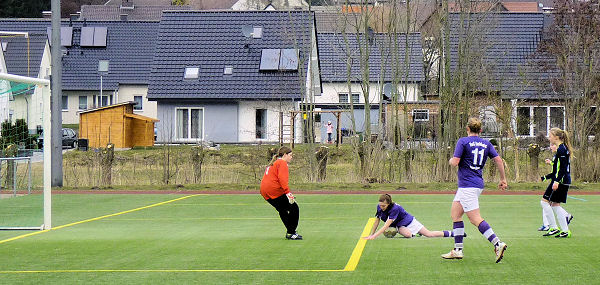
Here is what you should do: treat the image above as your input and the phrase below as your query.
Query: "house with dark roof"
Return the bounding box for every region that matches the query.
[147,11,317,143]
[59,20,160,125]
[0,20,52,131]
[447,12,564,137]
[316,32,425,141]
[0,19,159,131]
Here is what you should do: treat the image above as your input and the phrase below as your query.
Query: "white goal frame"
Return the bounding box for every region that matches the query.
[0,72,51,230]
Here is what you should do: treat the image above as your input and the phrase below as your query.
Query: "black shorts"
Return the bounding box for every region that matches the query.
[542,182,569,203]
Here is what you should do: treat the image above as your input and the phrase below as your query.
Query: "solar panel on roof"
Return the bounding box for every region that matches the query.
[46,27,74,47]
[80,27,95,47]
[279,49,299,70]
[61,27,73,46]
[93,27,107,47]
[259,49,280,71]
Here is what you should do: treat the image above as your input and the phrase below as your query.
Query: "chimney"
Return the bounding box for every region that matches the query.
[42,11,52,19]
[120,14,128,21]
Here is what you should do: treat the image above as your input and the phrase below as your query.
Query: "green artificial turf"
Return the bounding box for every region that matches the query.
[0,194,597,284]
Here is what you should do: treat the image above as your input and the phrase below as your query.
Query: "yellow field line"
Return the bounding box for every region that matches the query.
[106,217,361,221]
[0,269,346,273]
[0,194,201,245]
[343,218,375,271]
[0,217,375,274]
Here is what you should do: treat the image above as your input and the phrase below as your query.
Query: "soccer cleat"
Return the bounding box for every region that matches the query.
[538,225,550,231]
[285,232,303,240]
[543,228,560,236]
[555,231,571,238]
[494,242,507,263]
[441,249,463,260]
[566,214,573,225]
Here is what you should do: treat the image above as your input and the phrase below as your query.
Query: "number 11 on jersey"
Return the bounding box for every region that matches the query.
[471,148,485,166]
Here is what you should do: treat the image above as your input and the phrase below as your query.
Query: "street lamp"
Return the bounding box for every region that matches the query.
[98,60,109,107]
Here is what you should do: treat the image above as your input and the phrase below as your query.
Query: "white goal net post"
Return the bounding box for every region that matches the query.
[0,72,51,230]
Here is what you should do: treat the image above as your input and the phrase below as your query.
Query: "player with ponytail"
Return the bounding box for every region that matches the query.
[260,146,302,240]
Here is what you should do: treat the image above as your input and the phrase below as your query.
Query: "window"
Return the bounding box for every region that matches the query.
[133,96,143,110]
[184,67,199,79]
[78,96,87,110]
[252,26,263,38]
[516,106,564,136]
[516,107,530,136]
[99,95,112,107]
[549,107,564,129]
[176,108,203,140]
[338,93,360,103]
[533,107,547,136]
[224,66,233,75]
[412,109,429,121]
[62,96,68,110]
[256,109,267,139]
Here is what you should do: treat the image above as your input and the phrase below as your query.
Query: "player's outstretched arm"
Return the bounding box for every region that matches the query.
[365,219,394,240]
[493,156,508,190]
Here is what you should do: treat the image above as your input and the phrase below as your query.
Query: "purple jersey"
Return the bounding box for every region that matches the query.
[375,203,414,228]
[453,136,499,189]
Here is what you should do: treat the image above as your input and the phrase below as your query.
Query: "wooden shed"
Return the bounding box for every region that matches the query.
[79,102,159,148]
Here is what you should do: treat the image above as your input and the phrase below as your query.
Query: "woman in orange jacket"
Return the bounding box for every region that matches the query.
[260,146,302,240]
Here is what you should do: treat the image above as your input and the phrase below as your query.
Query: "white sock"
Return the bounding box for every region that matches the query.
[540,201,549,226]
[553,206,569,232]
[541,201,557,229]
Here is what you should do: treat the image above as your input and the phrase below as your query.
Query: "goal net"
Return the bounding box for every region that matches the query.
[0,71,51,230]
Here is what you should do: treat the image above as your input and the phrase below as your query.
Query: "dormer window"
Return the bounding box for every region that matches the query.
[184,66,199,79]
[224,66,233,75]
[1,41,7,52]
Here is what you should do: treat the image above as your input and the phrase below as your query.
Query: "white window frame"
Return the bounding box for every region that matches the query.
[133,95,143,111]
[412,109,429,122]
[515,105,565,137]
[62,95,68,111]
[256,109,267,140]
[338,93,360,103]
[174,107,204,142]
[184,66,199,79]
[78,95,87,110]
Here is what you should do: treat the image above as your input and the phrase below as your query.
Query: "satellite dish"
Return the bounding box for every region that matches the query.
[242,25,253,38]
[383,83,393,97]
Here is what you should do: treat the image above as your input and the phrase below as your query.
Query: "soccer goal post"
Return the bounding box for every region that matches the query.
[0,72,51,230]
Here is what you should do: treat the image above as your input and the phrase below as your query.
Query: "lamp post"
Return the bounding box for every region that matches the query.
[98,60,109,107]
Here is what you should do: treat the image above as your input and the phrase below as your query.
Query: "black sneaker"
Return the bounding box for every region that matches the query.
[555,231,571,238]
[286,233,303,240]
[567,215,573,225]
[543,228,560,236]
